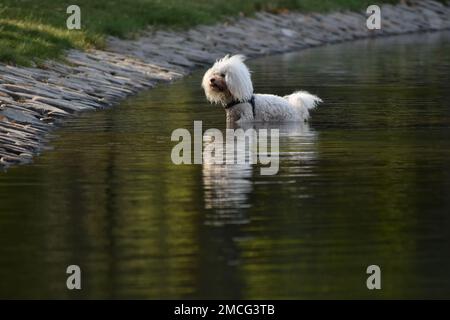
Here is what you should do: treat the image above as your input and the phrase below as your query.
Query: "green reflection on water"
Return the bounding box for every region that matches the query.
[1,32,450,299]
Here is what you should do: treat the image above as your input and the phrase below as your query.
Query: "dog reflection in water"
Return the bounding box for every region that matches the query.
[202,122,317,224]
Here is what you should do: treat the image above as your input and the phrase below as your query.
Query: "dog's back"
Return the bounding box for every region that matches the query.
[253,92,321,122]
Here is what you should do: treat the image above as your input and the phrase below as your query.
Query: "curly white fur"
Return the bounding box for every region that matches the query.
[202,54,322,123]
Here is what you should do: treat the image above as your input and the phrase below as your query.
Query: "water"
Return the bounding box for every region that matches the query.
[1,32,450,299]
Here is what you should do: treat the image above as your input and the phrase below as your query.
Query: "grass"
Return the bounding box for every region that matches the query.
[0,0,403,66]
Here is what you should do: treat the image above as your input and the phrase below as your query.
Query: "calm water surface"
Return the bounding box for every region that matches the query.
[1,32,450,299]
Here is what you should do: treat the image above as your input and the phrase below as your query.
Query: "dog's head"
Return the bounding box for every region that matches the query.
[202,54,253,106]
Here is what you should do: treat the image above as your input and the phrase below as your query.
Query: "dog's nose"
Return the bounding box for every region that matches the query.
[210,78,215,83]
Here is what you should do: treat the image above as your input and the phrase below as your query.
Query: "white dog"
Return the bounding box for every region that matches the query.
[202,54,322,123]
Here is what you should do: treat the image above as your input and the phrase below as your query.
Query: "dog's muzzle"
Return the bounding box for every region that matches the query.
[209,78,225,91]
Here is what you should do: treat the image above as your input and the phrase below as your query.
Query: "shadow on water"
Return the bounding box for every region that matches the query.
[1,31,450,298]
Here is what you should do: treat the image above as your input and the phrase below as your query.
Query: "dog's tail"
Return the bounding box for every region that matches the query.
[284,91,322,111]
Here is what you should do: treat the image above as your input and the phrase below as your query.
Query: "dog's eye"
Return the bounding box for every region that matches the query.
[220,73,226,77]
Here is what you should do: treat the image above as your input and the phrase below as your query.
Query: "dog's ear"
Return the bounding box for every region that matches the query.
[225,59,253,102]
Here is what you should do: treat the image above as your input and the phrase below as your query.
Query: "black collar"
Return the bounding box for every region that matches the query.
[224,95,256,118]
